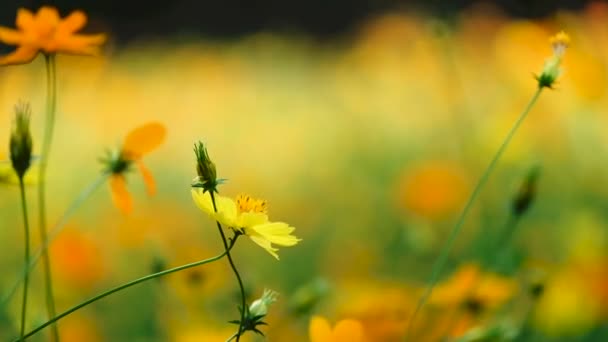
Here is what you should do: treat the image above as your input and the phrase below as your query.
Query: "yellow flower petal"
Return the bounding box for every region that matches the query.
[122,122,166,159]
[191,189,238,227]
[333,319,366,342]
[137,160,156,196]
[57,10,87,34]
[248,234,280,259]
[248,222,300,246]
[309,316,333,342]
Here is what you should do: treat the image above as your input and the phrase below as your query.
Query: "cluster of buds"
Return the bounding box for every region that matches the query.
[9,102,33,179]
[536,31,570,89]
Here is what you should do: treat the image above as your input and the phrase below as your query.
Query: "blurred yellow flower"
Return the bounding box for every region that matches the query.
[191,191,300,259]
[103,122,166,214]
[309,316,367,342]
[0,6,106,65]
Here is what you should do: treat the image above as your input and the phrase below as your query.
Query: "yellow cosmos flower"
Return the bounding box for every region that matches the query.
[309,316,367,342]
[0,6,106,65]
[191,190,300,259]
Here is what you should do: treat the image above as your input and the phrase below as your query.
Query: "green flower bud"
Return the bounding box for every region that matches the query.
[9,102,33,179]
[249,289,279,318]
[193,141,218,193]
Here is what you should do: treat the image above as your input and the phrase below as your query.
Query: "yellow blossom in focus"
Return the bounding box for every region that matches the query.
[191,190,300,259]
[309,316,367,342]
[537,30,570,88]
[0,6,106,65]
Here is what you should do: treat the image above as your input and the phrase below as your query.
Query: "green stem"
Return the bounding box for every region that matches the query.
[209,191,247,342]
[38,53,59,341]
[1,173,109,307]
[405,87,544,340]
[19,239,236,340]
[226,333,238,342]
[18,178,30,341]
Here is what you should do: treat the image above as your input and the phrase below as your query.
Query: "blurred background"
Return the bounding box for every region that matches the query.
[1,0,608,341]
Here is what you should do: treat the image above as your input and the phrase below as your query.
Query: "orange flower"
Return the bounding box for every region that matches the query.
[0,6,106,65]
[309,316,367,342]
[102,122,166,214]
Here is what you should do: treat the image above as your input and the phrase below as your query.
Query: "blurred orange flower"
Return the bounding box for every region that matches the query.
[0,6,106,65]
[396,161,468,220]
[51,228,105,289]
[429,263,516,337]
[309,316,367,342]
[103,122,166,214]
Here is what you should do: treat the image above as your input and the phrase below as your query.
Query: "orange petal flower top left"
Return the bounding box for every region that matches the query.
[102,122,167,214]
[0,6,106,65]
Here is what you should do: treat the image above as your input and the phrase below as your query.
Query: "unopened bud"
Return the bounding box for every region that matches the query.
[9,102,33,179]
[249,289,278,318]
[536,31,570,89]
[193,141,218,193]
[512,166,540,216]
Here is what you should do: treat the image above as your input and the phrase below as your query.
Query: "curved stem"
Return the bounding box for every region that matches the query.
[1,173,109,307]
[225,332,238,342]
[405,87,544,340]
[209,191,247,342]
[18,178,30,341]
[39,53,59,341]
[19,239,237,340]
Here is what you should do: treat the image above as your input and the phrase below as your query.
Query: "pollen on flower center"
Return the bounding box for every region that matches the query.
[236,194,268,214]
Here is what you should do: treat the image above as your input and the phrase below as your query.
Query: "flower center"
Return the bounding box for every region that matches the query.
[236,194,268,214]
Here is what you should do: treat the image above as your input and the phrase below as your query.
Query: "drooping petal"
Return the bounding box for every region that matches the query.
[110,174,132,214]
[248,234,280,260]
[16,8,35,30]
[0,27,24,45]
[0,45,38,66]
[248,222,300,246]
[122,122,166,159]
[52,33,106,55]
[309,316,333,342]
[57,10,87,34]
[333,319,366,342]
[137,160,156,196]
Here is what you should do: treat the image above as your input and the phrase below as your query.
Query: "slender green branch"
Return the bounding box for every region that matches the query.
[18,239,237,340]
[226,332,238,342]
[1,173,109,307]
[209,191,247,342]
[405,87,544,340]
[17,178,30,341]
[38,52,59,341]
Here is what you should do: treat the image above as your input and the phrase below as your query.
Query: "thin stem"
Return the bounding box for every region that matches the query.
[209,191,247,342]
[1,173,109,307]
[18,178,30,341]
[225,333,238,342]
[19,239,236,340]
[39,53,59,341]
[405,87,544,340]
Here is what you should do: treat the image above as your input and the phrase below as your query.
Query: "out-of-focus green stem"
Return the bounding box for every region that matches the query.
[209,191,247,342]
[405,87,544,340]
[1,173,109,308]
[17,178,30,341]
[38,53,60,341]
[18,240,236,340]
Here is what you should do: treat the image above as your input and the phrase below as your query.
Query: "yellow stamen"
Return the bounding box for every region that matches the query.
[236,194,268,214]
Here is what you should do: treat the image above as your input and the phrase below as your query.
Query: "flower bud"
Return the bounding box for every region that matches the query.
[512,166,540,217]
[9,102,33,179]
[193,141,218,193]
[248,289,279,318]
[536,31,570,89]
